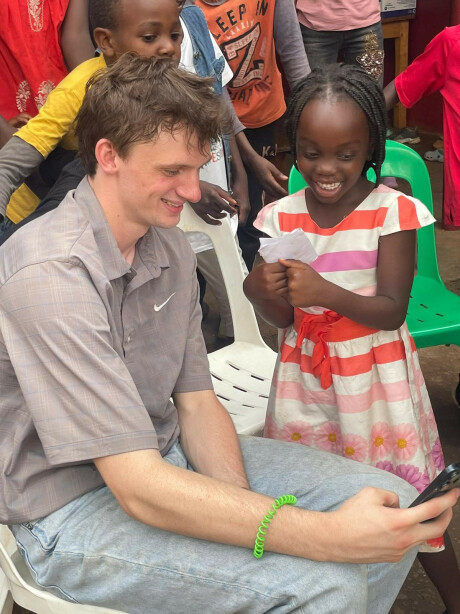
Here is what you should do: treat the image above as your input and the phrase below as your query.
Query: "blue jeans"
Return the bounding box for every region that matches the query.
[11,436,418,613]
[300,21,384,86]
[0,216,15,241]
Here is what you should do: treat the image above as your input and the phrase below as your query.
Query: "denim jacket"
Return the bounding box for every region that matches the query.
[181,3,231,186]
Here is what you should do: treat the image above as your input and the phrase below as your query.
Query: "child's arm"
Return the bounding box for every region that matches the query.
[243,263,294,328]
[229,135,250,225]
[384,80,399,111]
[235,131,288,200]
[0,137,44,220]
[273,0,310,88]
[61,0,94,70]
[280,229,417,331]
[188,181,238,225]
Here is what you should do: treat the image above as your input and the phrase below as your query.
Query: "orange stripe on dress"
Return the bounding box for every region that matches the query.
[278,208,388,235]
[398,195,421,230]
[280,309,407,388]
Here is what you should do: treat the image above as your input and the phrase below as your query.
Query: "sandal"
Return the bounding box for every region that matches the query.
[424,149,444,162]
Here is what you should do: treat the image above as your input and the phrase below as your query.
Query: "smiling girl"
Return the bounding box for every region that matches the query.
[243,63,460,612]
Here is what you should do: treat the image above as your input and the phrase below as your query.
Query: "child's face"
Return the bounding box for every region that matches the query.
[296,97,371,208]
[99,0,183,64]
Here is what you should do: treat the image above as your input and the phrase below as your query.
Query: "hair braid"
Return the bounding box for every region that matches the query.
[286,64,388,186]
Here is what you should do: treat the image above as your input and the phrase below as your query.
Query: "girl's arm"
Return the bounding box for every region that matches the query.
[243,263,294,328]
[281,229,416,331]
[61,0,94,70]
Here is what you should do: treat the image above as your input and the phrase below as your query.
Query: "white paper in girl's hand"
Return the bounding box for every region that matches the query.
[258,228,318,264]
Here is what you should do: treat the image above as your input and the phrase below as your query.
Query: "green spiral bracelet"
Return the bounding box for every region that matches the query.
[253,494,297,559]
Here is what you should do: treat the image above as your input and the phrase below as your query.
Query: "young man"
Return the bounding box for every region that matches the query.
[0,56,458,614]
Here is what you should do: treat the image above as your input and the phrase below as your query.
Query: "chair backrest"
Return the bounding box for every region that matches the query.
[178,204,268,347]
[288,140,442,284]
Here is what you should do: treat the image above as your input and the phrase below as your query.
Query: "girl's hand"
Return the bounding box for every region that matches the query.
[280,259,329,308]
[243,262,288,302]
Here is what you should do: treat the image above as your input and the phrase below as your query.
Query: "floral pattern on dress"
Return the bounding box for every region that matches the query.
[15,81,31,112]
[279,421,314,446]
[395,464,430,493]
[369,422,393,460]
[28,0,44,32]
[315,421,343,454]
[431,437,445,471]
[34,80,55,109]
[393,424,419,461]
[342,434,368,463]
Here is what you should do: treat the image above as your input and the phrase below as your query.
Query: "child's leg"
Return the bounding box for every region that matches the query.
[417,532,460,613]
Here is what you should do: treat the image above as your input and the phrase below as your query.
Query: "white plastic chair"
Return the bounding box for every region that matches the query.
[0,525,126,614]
[178,204,277,435]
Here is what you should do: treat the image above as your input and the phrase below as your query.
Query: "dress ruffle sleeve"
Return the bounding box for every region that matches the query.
[381,193,436,237]
[254,199,282,237]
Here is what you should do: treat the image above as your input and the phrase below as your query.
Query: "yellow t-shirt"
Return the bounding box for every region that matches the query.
[7,55,107,223]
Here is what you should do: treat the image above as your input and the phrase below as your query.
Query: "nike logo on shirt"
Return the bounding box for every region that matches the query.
[154,293,176,312]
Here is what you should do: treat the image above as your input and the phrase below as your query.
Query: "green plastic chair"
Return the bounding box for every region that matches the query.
[288,140,460,348]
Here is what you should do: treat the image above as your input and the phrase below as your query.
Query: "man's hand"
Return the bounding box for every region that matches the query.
[312,487,459,564]
[189,180,238,226]
[280,258,330,308]
[243,261,288,302]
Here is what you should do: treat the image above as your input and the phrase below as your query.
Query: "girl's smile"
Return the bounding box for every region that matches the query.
[296,97,374,222]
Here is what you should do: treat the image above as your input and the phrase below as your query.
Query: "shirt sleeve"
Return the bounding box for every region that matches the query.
[395,28,449,108]
[381,193,436,237]
[253,199,283,237]
[0,137,44,219]
[14,77,83,157]
[222,87,246,134]
[0,259,159,466]
[274,0,311,88]
[173,272,213,394]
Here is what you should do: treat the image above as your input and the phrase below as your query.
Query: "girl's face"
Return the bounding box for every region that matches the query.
[296,97,372,208]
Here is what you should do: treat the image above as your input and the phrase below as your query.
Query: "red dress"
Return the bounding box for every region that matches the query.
[0,0,69,120]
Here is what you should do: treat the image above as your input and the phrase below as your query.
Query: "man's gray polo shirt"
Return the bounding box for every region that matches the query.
[0,178,212,524]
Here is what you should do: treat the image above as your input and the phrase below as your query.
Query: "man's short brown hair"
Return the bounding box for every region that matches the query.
[75,53,231,176]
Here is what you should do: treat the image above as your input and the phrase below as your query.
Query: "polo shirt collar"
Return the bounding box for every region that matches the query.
[73,177,171,280]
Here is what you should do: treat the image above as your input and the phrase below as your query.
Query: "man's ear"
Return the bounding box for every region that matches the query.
[93,27,117,61]
[94,139,120,174]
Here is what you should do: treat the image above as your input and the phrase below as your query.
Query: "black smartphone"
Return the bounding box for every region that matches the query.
[409,462,460,508]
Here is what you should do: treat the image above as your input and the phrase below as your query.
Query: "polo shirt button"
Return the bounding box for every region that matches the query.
[126,335,132,344]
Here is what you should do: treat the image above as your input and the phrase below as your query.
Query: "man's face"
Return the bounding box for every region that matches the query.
[114,130,210,231]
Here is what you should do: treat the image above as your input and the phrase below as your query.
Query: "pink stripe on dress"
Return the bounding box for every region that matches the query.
[275,377,412,413]
[312,250,378,273]
[337,379,413,413]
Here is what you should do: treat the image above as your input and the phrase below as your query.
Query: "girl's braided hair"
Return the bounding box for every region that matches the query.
[286,63,388,186]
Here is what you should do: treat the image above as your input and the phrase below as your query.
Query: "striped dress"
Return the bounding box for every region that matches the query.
[255,185,445,549]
